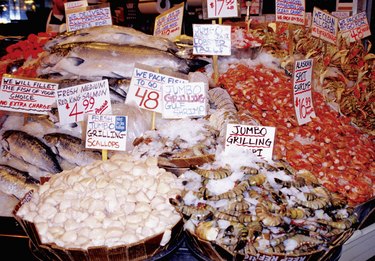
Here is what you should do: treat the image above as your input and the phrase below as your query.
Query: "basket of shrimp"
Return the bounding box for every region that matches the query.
[13,153,184,261]
[169,151,359,261]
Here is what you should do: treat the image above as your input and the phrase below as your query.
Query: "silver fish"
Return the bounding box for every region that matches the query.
[43,132,102,166]
[0,165,38,199]
[37,42,208,79]
[1,130,62,174]
[44,25,179,53]
[0,151,52,180]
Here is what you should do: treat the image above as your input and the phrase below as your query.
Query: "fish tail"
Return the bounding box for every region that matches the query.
[187,58,210,72]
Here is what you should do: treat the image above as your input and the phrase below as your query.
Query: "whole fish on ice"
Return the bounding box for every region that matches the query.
[0,164,38,199]
[1,130,62,174]
[44,25,179,53]
[43,132,102,166]
[37,42,209,80]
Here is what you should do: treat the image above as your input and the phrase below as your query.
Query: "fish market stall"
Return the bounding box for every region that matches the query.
[0,9,374,261]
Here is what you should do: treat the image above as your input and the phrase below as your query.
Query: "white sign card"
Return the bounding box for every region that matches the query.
[66,4,112,32]
[162,82,207,119]
[332,11,350,19]
[275,0,305,25]
[0,75,58,115]
[64,0,87,11]
[56,79,112,125]
[86,114,128,151]
[311,7,338,44]
[125,65,188,113]
[154,3,184,41]
[193,24,231,56]
[206,0,239,18]
[293,59,316,125]
[338,12,371,43]
[225,124,276,161]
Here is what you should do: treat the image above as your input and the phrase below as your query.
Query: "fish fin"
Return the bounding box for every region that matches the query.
[110,72,127,78]
[187,58,210,72]
[68,57,85,66]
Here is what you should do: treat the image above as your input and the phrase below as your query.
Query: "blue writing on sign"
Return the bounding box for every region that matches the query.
[115,116,127,132]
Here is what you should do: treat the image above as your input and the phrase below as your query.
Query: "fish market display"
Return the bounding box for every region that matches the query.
[15,153,182,251]
[171,153,357,258]
[218,61,374,206]
[0,164,38,199]
[44,25,179,53]
[43,132,102,166]
[1,130,62,174]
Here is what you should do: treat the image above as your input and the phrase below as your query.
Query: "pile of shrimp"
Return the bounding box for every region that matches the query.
[170,160,357,258]
[218,63,374,206]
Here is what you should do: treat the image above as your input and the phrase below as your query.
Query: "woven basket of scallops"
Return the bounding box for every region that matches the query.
[13,153,184,261]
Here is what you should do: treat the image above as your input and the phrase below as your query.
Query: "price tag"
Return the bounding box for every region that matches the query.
[154,3,184,41]
[275,0,305,25]
[311,7,338,44]
[193,24,231,56]
[206,0,239,18]
[225,124,276,161]
[125,65,188,113]
[0,75,58,114]
[162,82,207,119]
[86,114,127,151]
[293,59,316,125]
[56,79,112,125]
[338,12,371,43]
[66,4,112,32]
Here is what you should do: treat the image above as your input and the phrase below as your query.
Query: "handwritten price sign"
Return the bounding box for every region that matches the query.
[193,24,231,56]
[0,75,57,114]
[275,0,305,25]
[56,79,112,125]
[66,4,112,32]
[162,82,207,119]
[206,0,239,18]
[311,7,338,44]
[338,12,371,43]
[225,124,276,161]
[126,65,188,113]
[86,114,127,151]
[154,3,184,41]
[293,59,316,125]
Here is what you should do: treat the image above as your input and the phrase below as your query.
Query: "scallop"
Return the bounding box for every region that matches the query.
[122,202,136,215]
[106,228,123,238]
[59,200,72,211]
[145,214,159,229]
[120,161,134,172]
[53,212,67,224]
[135,191,149,203]
[61,230,78,243]
[35,221,48,236]
[132,164,146,177]
[126,213,142,224]
[64,219,80,231]
[63,189,77,200]
[157,182,171,194]
[38,203,57,219]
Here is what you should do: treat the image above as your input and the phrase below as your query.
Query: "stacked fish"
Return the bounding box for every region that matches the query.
[37,25,209,103]
[0,129,102,199]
